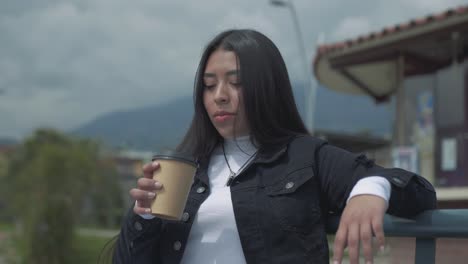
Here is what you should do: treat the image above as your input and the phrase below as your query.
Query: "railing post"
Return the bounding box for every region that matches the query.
[415,237,436,264]
[326,210,468,263]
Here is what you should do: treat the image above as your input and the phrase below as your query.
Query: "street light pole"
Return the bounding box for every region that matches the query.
[270,0,317,134]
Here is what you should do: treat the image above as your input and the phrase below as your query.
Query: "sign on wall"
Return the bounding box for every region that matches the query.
[441,137,457,171]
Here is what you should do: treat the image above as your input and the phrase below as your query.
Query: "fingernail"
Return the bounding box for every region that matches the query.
[333,261,339,264]
[145,208,151,213]
[148,192,156,198]
[155,182,162,188]
[380,245,385,253]
[152,161,159,167]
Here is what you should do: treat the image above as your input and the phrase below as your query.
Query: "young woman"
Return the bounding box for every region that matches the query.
[112,29,436,264]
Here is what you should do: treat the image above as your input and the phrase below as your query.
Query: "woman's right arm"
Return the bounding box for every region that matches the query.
[113,161,164,264]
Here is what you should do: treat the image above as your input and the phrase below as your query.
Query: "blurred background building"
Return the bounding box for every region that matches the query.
[314,4,468,208]
[313,5,468,263]
[112,150,152,209]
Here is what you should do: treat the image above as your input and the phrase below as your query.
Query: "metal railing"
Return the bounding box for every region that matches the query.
[326,209,468,264]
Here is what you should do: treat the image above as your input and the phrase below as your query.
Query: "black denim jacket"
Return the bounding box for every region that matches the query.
[113,136,436,264]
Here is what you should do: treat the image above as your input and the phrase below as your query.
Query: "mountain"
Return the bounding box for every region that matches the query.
[72,96,193,151]
[72,84,393,150]
[0,137,18,146]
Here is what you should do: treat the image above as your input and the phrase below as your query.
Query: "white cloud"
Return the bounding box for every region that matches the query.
[331,16,372,41]
[397,0,468,13]
[1,0,466,139]
[217,10,278,35]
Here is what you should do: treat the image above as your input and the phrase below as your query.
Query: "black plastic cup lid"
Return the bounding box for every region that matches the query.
[152,150,198,167]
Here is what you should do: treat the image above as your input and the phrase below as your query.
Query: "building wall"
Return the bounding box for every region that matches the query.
[402,74,436,183]
[435,63,466,128]
[399,61,468,187]
[435,61,468,187]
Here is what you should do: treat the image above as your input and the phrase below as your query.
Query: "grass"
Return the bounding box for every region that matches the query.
[0,221,13,232]
[0,222,119,264]
[0,221,18,263]
[72,234,117,264]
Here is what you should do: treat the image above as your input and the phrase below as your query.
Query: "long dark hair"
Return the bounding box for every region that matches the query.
[177,29,308,160]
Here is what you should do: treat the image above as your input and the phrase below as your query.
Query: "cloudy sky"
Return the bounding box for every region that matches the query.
[1,0,467,139]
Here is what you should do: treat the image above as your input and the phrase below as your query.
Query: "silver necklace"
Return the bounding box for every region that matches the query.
[222,143,257,186]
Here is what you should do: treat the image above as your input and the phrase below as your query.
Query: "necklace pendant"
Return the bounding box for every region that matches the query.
[226,172,236,187]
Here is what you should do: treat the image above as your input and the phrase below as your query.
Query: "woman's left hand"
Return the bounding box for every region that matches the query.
[332,194,387,264]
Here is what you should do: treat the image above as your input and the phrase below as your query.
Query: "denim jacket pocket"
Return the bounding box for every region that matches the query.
[266,166,321,234]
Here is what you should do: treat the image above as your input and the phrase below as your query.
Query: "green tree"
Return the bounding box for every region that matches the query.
[0,151,9,221]
[6,129,122,264]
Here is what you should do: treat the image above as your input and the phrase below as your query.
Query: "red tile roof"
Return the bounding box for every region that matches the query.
[316,5,468,56]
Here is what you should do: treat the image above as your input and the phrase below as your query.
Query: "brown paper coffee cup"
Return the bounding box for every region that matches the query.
[150,151,197,221]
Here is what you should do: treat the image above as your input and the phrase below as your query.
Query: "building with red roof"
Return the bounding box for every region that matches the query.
[313,5,468,205]
[313,5,468,263]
